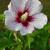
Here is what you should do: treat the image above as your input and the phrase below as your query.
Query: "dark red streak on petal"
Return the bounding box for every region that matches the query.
[27,16,33,22]
[24,8,29,14]
[16,17,21,23]
[21,21,29,27]
[18,12,23,17]
[15,9,34,27]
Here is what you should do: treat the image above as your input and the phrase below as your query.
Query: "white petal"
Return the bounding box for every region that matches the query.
[4,10,17,21]
[5,22,22,31]
[26,0,43,16]
[8,2,17,17]
[11,0,27,12]
[4,10,21,31]
[8,2,11,11]
[33,13,47,29]
[8,2,18,14]
[20,24,34,35]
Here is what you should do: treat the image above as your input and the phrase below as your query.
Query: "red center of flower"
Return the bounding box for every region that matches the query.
[15,10,33,27]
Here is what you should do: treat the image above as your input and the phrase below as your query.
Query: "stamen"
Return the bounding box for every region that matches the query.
[21,12,28,21]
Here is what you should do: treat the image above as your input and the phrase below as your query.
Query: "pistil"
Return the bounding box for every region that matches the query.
[21,12,28,21]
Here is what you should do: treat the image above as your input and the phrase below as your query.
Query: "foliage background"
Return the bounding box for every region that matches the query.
[0,0,50,50]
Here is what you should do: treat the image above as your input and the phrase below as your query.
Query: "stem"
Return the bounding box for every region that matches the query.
[14,32,17,41]
[29,44,30,50]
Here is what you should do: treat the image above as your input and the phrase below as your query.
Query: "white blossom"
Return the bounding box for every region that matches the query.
[4,0,47,35]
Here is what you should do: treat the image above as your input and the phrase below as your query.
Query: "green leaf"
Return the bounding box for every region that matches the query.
[0,31,16,48]
[31,29,48,50]
[14,45,22,50]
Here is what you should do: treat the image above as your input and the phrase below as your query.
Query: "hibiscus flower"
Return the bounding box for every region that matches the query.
[4,0,47,35]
